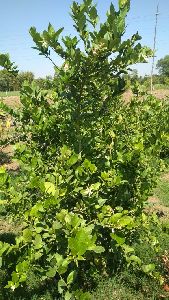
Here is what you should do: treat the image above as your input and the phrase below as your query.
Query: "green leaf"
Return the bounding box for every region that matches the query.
[91,182,101,191]
[48,23,55,35]
[118,216,134,227]
[0,200,8,205]
[55,27,64,38]
[34,234,43,249]
[0,172,8,186]
[29,27,42,43]
[122,244,135,254]
[65,291,72,300]
[0,242,10,256]
[44,182,56,196]
[67,270,76,285]
[58,258,70,275]
[12,272,19,284]
[0,53,18,74]
[16,261,29,273]
[128,255,141,265]
[34,251,43,260]
[134,142,144,151]
[53,254,70,275]
[74,290,91,300]
[78,15,86,31]
[55,253,63,266]
[30,203,45,217]
[110,213,123,223]
[98,198,107,206]
[89,6,98,24]
[91,245,105,253]
[23,229,32,242]
[0,54,8,66]
[53,220,62,230]
[109,2,115,16]
[83,159,97,173]
[111,233,125,245]
[0,166,6,174]
[104,32,112,43]
[67,154,79,166]
[119,0,130,10]
[46,267,57,278]
[58,278,66,294]
[142,264,155,273]
[84,0,92,6]
[0,257,2,268]
[68,227,95,256]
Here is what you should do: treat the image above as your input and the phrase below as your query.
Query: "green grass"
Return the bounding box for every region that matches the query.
[153,84,169,90]
[92,274,166,300]
[92,226,169,300]
[154,178,169,207]
[0,91,20,97]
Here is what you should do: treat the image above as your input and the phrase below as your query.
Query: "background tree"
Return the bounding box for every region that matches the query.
[156,55,169,76]
[0,70,10,91]
[0,70,35,91]
[0,70,18,91]
[34,77,45,89]
[17,71,34,89]
[130,69,139,80]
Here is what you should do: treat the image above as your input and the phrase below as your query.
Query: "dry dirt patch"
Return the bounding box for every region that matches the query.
[0,145,19,171]
[161,173,169,182]
[0,219,22,238]
[152,89,169,100]
[123,89,169,102]
[2,96,20,108]
[147,196,169,221]
[148,172,169,221]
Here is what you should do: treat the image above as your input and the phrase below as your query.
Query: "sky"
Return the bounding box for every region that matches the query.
[0,0,168,78]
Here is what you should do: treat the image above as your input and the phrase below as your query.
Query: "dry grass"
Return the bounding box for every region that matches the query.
[147,169,169,223]
[152,89,169,99]
[123,89,169,102]
[2,96,20,108]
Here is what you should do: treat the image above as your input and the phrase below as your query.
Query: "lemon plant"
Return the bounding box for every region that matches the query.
[0,0,169,299]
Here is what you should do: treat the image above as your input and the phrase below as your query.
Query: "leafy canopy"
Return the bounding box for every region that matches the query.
[156,55,169,76]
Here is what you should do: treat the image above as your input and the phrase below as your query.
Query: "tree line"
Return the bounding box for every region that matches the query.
[0,70,54,91]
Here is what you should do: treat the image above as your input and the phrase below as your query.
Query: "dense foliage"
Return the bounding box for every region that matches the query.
[157,55,169,77]
[0,69,54,92]
[0,0,169,299]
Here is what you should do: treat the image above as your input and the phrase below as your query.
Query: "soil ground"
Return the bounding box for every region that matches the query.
[2,96,21,108]
[123,89,169,102]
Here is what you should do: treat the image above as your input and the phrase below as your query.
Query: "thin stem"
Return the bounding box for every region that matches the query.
[44,54,59,69]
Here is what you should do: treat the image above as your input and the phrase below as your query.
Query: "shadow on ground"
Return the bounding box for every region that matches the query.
[0,151,11,165]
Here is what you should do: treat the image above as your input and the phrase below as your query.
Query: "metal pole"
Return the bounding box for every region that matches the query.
[150,3,159,94]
